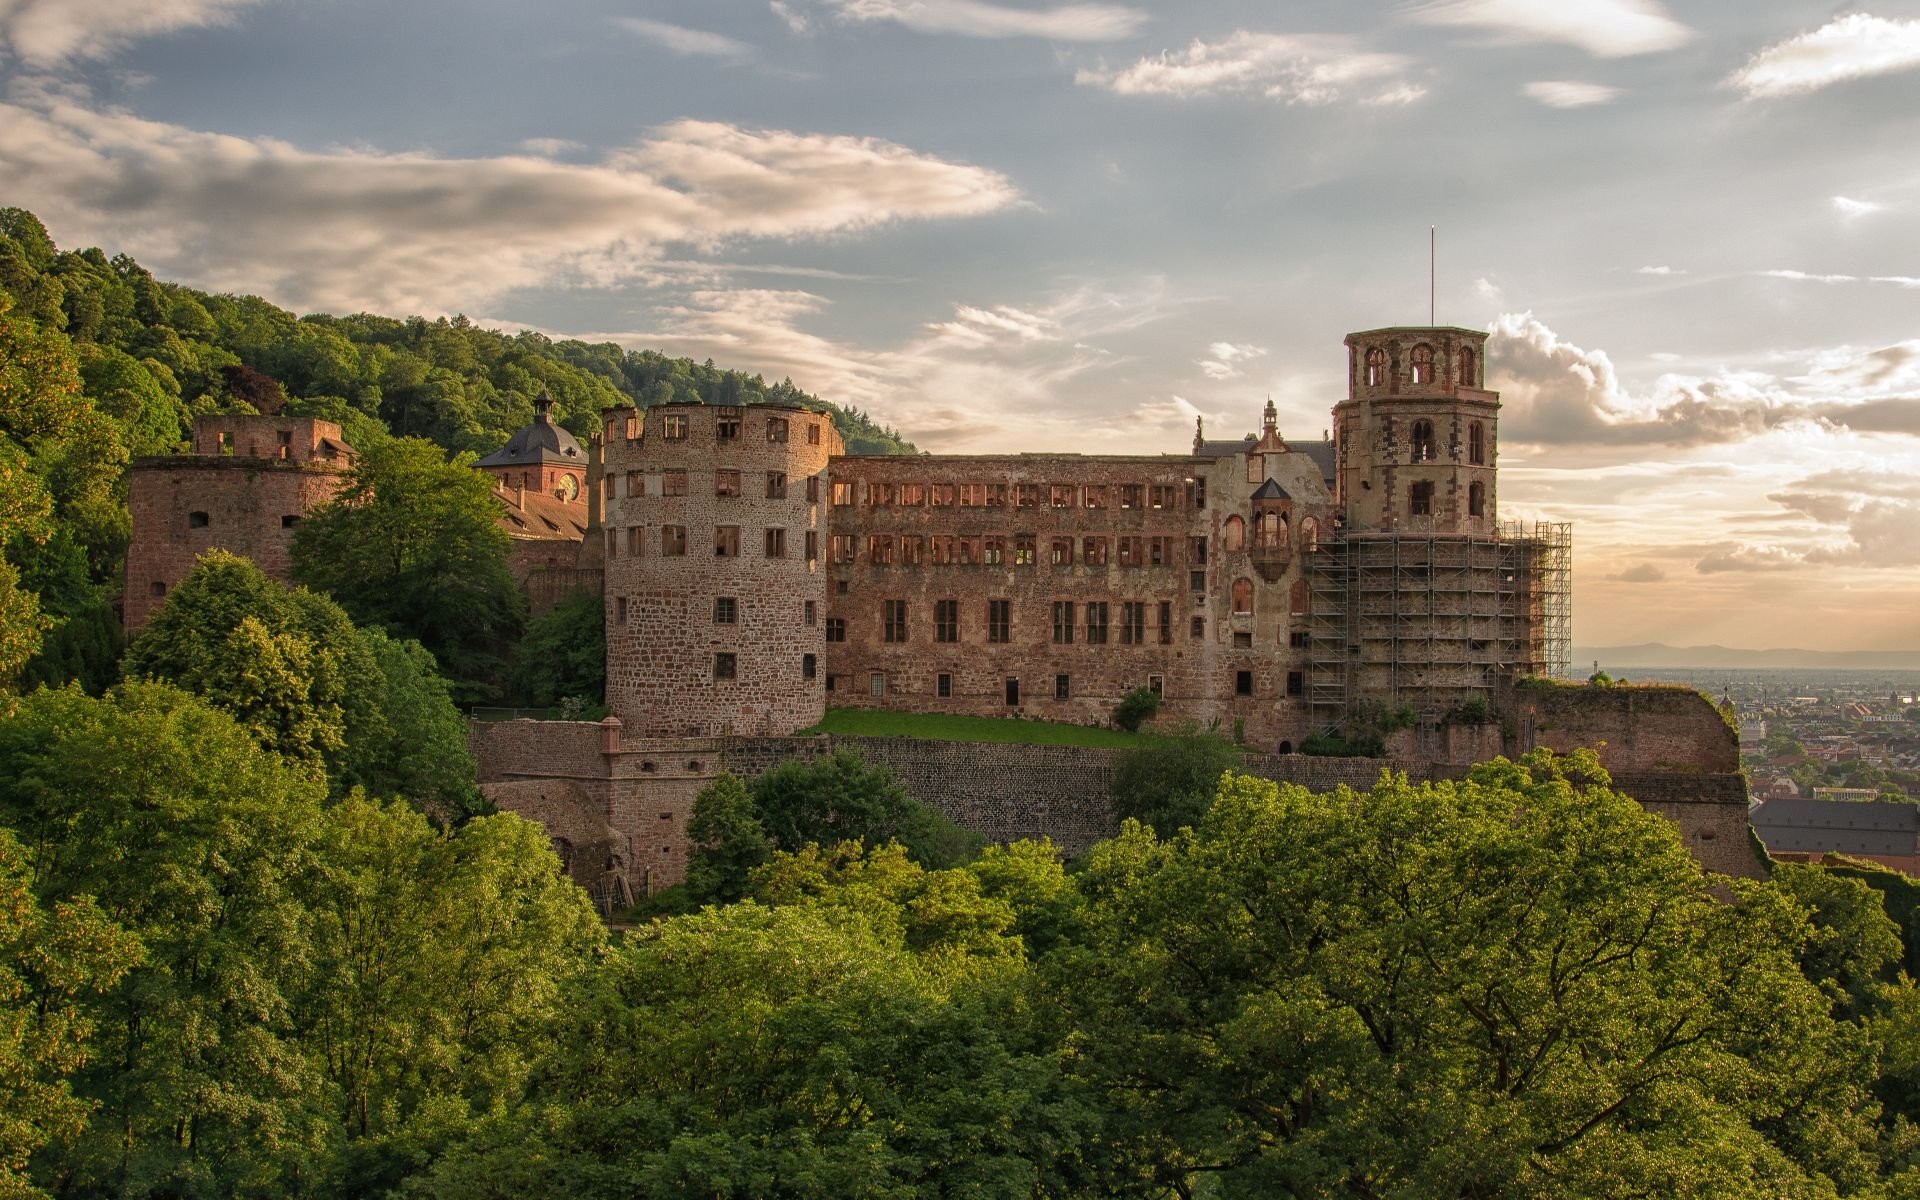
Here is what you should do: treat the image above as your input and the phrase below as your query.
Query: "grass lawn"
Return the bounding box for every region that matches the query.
[800,707,1155,749]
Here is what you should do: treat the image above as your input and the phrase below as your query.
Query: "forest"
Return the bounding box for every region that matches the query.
[13,207,1920,1197]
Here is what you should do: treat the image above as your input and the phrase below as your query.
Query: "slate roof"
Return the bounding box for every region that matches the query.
[1750,797,1920,858]
[474,390,585,470]
[1250,478,1293,501]
[1194,436,1257,458]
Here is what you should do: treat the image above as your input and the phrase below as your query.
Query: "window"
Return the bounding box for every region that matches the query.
[663,525,687,556]
[715,653,737,681]
[1148,674,1164,698]
[1409,481,1434,516]
[1014,536,1035,566]
[1085,602,1109,645]
[805,531,818,561]
[624,469,642,498]
[1231,577,1253,614]
[1192,615,1205,639]
[1150,484,1176,509]
[930,483,956,507]
[1287,671,1304,697]
[1364,346,1386,386]
[615,596,626,623]
[188,511,209,528]
[1299,517,1319,552]
[807,422,821,445]
[281,514,299,529]
[1118,537,1143,567]
[930,537,954,566]
[983,536,1005,566]
[219,430,234,454]
[1052,601,1074,644]
[1234,632,1253,649]
[1290,629,1310,649]
[714,526,740,557]
[767,416,789,443]
[664,414,689,440]
[802,653,816,680]
[884,599,907,643]
[867,481,894,507]
[627,526,644,556]
[765,528,787,557]
[901,536,925,565]
[1410,420,1435,463]
[714,597,737,624]
[1468,421,1485,465]
[1236,670,1254,697]
[868,534,895,564]
[1051,538,1073,567]
[1190,537,1208,565]
[985,484,1007,507]
[1083,537,1108,566]
[1050,484,1075,509]
[1016,484,1039,509]
[1055,674,1070,700]
[1120,601,1144,645]
[717,411,741,441]
[956,537,982,566]
[937,673,953,698]
[831,481,854,506]
[625,414,640,440]
[1150,537,1173,567]
[870,673,886,698]
[1290,579,1309,615]
[826,618,846,642]
[958,483,986,507]
[1459,346,1476,387]
[1083,485,1107,509]
[1004,677,1020,707]
[715,469,741,497]
[1410,343,1434,385]
[1192,477,1207,509]
[1248,454,1263,484]
[935,600,958,643]
[807,475,820,502]
[1469,481,1486,517]
[1223,516,1245,552]
[663,469,687,497]
[804,600,816,626]
[767,471,787,499]
[1190,570,1207,592]
[831,534,855,563]
[900,483,925,506]
[1159,601,1172,645]
[988,599,1011,644]
[1118,484,1143,509]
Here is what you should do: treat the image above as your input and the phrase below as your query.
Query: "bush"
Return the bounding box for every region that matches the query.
[1113,686,1161,732]
[1110,725,1241,834]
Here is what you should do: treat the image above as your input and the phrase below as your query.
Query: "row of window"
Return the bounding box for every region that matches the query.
[831,668,1306,702]
[830,480,1203,510]
[182,510,300,530]
[1361,344,1477,388]
[610,409,826,446]
[1406,481,1488,518]
[1400,419,1489,465]
[619,469,817,501]
[608,524,807,559]
[853,533,1198,568]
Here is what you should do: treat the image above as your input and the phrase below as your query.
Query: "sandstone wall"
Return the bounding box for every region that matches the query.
[1508,684,1739,774]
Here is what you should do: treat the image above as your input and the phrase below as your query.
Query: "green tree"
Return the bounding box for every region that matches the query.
[750,750,982,868]
[0,289,86,684]
[1108,725,1241,835]
[292,436,524,702]
[510,588,603,709]
[349,628,487,820]
[682,774,773,907]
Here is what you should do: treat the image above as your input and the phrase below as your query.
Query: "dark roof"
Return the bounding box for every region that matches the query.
[1291,438,1336,485]
[1194,436,1256,458]
[1250,478,1293,501]
[474,391,584,470]
[1750,797,1920,858]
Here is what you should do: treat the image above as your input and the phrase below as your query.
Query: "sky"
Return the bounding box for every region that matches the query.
[1,0,1918,651]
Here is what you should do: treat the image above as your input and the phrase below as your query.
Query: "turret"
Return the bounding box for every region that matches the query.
[1334,327,1497,535]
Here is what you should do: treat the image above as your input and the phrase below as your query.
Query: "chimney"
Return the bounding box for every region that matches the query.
[515,484,525,511]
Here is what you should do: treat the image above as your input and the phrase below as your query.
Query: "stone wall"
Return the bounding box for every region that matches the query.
[1507,684,1739,774]
[1609,772,1765,879]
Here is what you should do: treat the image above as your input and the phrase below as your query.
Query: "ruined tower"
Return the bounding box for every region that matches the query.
[1335,327,1497,535]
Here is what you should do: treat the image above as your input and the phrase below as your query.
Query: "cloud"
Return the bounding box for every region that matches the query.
[1833,195,1882,218]
[0,84,1019,314]
[0,0,267,67]
[818,0,1144,41]
[1696,544,1803,573]
[1523,80,1622,107]
[1634,265,1684,275]
[1405,0,1693,57]
[1615,563,1667,582]
[1729,14,1920,98]
[1760,269,1920,289]
[517,137,582,157]
[770,1,813,34]
[613,17,755,60]
[1198,341,1267,380]
[1076,31,1418,105]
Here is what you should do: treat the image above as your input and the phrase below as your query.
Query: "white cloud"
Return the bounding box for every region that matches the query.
[0,0,266,67]
[1406,0,1693,57]
[1076,31,1417,105]
[518,137,582,157]
[820,0,1144,41]
[1635,265,1684,275]
[1729,14,1920,98]
[1472,276,1503,301]
[0,84,1019,314]
[1523,80,1622,108]
[1833,195,1883,218]
[1198,341,1267,379]
[1761,269,1858,284]
[770,1,813,34]
[613,17,754,60]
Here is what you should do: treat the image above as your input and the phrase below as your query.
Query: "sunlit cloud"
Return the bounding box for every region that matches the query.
[815,0,1145,41]
[1729,14,1920,98]
[1832,195,1883,218]
[613,17,755,60]
[1523,80,1622,108]
[1406,0,1693,57]
[1077,31,1419,105]
[0,0,268,67]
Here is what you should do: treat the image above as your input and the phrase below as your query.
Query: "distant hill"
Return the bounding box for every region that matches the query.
[1575,644,1920,671]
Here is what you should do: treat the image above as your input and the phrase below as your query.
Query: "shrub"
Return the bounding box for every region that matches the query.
[1113,685,1161,732]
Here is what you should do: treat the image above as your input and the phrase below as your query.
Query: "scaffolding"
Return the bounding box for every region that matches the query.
[1303,520,1574,732]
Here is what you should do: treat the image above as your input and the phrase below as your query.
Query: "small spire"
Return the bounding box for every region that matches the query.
[1193,415,1205,454]
[1262,395,1278,435]
[534,387,554,418]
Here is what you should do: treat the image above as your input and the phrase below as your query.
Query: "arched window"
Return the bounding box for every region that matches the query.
[1409,481,1434,516]
[1223,515,1245,552]
[1410,344,1434,384]
[1365,346,1386,386]
[1468,481,1486,517]
[1231,578,1254,615]
[1299,517,1319,552]
[1290,579,1309,615]
[1459,346,1476,387]
[1410,419,1435,462]
[1468,421,1485,465]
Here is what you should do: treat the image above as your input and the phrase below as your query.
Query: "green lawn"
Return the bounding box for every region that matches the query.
[800,707,1154,749]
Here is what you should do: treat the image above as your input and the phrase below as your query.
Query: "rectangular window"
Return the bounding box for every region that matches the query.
[807,422,821,445]
[1118,484,1143,509]
[988,599,1011,644]
[765,528,787,558]
[1192,478,1207,509]
[1083,485,1107,509]
[624,470,642,498]
[1014,536,1035,566]
[1290,629,1309,649]
[1148,674,1164,698]
[930,483,956,507]
[1083,537,1108,566]
[831,534,855,563]
[901,536,925,566]
[986,483,1008,508]
[805,530,819,561]
[1190,537,1208,565]
[715,469,741,498]
[1051,538,1073,567]
[1117,537,1143,567]
[1192,615,1205,639]
[930,536,954,566]
[1121,601,1145,645]
[715,652,738,681]
[1150,537,1174,567]
[1150,484,1176,509]
[826,618,846,642]
[1247,454,1262,483]
[1234,631,1253,649]
[883,599,907,643]
[1085,601,1109,645]
[188,509,211,529]
[714,597,737,624]
[715,526,741,557]
[959,483,987,507]
[766,471,787,499]
[615,596,627,623]
[1287,671,1305,697]
[802,653,816,679]
[868,481,895,507]
[1055,674,1070,700]
[937,673,953,699]
[935,599,958,643]
[1016,484,1039,509]
[1052,601,1074,645]
[900,483,925,506]
[625,414,639,441]
[1050,484,1075,509]
[1236,670,1254,697]
[663,469,687,497]
[807,476,820,502]
[831,481,854,506]
[869,672,885,698]
[804,600,817,626]
[957,537,981,566]
[868,535,895,565]
[627,526,643,556]
[1190,570,1206,592]
[767,417,789,443]
[663,525,687,556]
[717,411,741,441]
[663,414,688,440]
[983,537,1005,566]
[1159,600,1173,644]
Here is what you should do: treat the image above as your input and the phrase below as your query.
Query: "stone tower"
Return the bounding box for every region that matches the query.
[1335,327,1497,534]
[600,402,842,736]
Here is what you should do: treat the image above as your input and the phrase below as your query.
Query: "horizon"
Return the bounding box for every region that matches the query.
[2,0,1917,650]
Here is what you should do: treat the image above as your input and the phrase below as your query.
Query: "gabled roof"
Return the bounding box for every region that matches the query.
[1194,435,1257,458]
[1250,478,1293,502]
[493,486,586,542]
[1750,797,1920,858]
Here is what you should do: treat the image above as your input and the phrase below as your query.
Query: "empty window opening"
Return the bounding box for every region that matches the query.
[1410,343,1434,384]
[1052,601,1074,645]
[767,471,787,499]
[1085,602,1109,645]
[826,618,846,642]
[802,653,816,680]
[1004,677,1020,706]
[1287,671,1304,697]
[1120,601,1145,645]
[1148,674,1164,698]
[714,653,737,681]
[281,514,299,528]
[714,526,740,557]
[1468,421,1486,465]
[715,470,741,498]
[1235,670,1254,697]
[1222,515,1245,553]
[716,412,741,441]
[663,525,687,556]
[1159,600,1173,645]
[615,596,628,623]
[1364,346,1386,386]
[1409,481,1434,517]
[767,417,789,443]
[663,414,688,440]
[765,528,787,557]
[188,511,210,528]
[1191,616,1205,639]
[1231,577,1254,615]
[1468,481,1486,517]
[1459,346,1476,387]
[1410,419,1436,462]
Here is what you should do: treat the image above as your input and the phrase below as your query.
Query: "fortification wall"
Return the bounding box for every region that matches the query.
[1608,772,1764,878]
[1508,684,1739,773]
